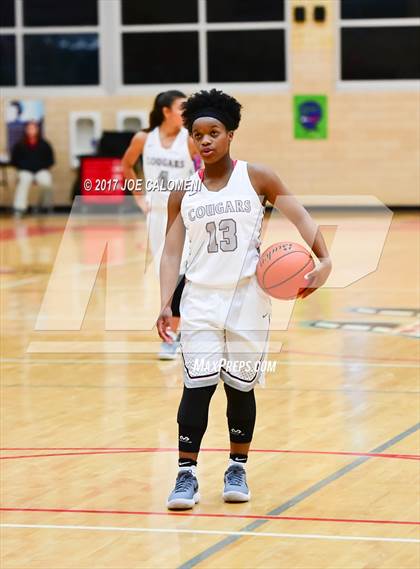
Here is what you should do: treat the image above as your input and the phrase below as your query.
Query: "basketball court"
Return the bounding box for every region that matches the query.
[1,209,419,568]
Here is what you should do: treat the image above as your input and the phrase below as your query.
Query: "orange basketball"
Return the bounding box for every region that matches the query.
[256,242,315,300]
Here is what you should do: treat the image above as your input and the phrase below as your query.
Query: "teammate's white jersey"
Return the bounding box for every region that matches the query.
[181,160,264,287]
[142,126,194,273]
[143,126,194,211]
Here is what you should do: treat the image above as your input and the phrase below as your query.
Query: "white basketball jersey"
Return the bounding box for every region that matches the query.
[143,126,194,211]
[181,160,264,287]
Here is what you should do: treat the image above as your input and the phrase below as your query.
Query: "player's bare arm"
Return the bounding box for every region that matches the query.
[121,130,150,213]
[248,163,332,298]
[157,188,186,341]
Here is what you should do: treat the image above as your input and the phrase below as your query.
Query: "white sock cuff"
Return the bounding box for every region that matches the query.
[178,465,197,476]
[228,458,245,469]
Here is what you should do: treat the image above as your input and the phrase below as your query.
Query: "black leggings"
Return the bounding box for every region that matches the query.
[177,383,256,453]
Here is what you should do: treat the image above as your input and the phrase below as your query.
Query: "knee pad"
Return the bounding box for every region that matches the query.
[224,383,256,443]
[177,384,217,452]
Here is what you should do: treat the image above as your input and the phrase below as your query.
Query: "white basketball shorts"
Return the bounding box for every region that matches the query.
[180,275,271,392]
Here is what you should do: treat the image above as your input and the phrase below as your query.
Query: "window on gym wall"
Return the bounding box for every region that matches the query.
[341,0,420,20]
[206,0,284,22]
[0,0,100,88]
[2,0,289,91]
[0,0,16,85]
[121,0,288,87]
[121,0,199,84]
[339,0,420,82]
[207,30,285,82]
[0,0,15,28]
[24,34,99,86]
[0,35,16,86]
[121,0,198,25]
[23,0,98,27]
[123,32,199,84]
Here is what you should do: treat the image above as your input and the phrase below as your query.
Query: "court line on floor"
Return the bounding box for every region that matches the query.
[178,422,420,569]
[2,383,419,396]
[1,507,418,527]
[0,225,65,241]
[1,276,46,289]
[10,345,420,363]
[1,523,418,544]
[2,357,418,368]
[0,222,141,242]
[1,253,144,289]
[24,342,420,358]
[0,217,414,243]
[1,447,419,461]
[281,349,420,364]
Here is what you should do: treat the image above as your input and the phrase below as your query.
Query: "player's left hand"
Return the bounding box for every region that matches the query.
[157,306,174,342]
[298,258,332,299]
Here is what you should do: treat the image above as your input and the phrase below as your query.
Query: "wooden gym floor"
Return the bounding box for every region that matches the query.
[1,210,419,568]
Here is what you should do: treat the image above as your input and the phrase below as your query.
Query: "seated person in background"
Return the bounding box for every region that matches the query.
[11,121,55,217]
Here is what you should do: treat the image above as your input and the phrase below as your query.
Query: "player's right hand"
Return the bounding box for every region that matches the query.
[157,306,174,342]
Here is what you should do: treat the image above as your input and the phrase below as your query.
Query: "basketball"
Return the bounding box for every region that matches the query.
[256,242,315,300]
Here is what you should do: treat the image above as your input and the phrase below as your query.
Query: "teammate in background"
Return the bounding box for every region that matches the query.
[157,89,332,509]
[122,91,200,360]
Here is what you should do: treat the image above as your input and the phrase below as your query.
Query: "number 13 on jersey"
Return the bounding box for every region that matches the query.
[206,219,238,253]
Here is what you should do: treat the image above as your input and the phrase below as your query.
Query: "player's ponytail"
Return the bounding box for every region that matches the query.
[145,90,186,132]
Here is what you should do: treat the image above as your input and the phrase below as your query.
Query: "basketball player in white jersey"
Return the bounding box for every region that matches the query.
[157,89,332,509]
[122,91,200,359]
